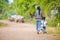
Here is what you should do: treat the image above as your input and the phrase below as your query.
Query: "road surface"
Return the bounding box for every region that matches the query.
[0,20,54,40]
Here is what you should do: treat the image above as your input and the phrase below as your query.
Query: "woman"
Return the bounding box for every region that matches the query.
[35,6,42,34]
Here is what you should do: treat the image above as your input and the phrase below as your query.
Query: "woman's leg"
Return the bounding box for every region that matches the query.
[36,21,39,32]
[36,20,40,34]
[36,21,41,31]
[36,20,41,34]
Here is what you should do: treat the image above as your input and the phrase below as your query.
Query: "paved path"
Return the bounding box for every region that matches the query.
[0,20,53,40]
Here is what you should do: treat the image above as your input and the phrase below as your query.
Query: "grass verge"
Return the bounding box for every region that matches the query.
[0,22,7,27]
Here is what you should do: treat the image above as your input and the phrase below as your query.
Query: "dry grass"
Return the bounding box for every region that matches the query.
[0,22,7,27]
[46,26,60,40]
[47,26,60,34]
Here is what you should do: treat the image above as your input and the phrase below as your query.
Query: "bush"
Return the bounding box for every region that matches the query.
[47,13,60,27]
[47,17,58,27]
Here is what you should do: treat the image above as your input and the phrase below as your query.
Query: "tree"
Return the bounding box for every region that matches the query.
[0,0,60,26]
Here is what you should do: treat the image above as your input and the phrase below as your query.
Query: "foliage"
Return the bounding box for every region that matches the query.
[47,17,58,27]
[55,13,60,23]
[0,0,60,26]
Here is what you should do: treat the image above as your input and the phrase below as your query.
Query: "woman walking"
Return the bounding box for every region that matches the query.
[35,6,42,34]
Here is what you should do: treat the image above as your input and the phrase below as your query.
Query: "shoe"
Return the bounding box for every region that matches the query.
[43,31,47,34]
[37,31,40,34]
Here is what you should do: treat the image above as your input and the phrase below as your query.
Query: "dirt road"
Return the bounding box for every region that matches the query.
[0,20,54,40]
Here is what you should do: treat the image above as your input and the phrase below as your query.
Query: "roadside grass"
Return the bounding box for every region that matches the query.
[46,26,60,34]
[46,26,60,40]
[0,22,7,27]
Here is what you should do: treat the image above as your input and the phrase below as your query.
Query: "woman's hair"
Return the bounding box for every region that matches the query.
[37,6,40,15]
[37,6,40,10]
